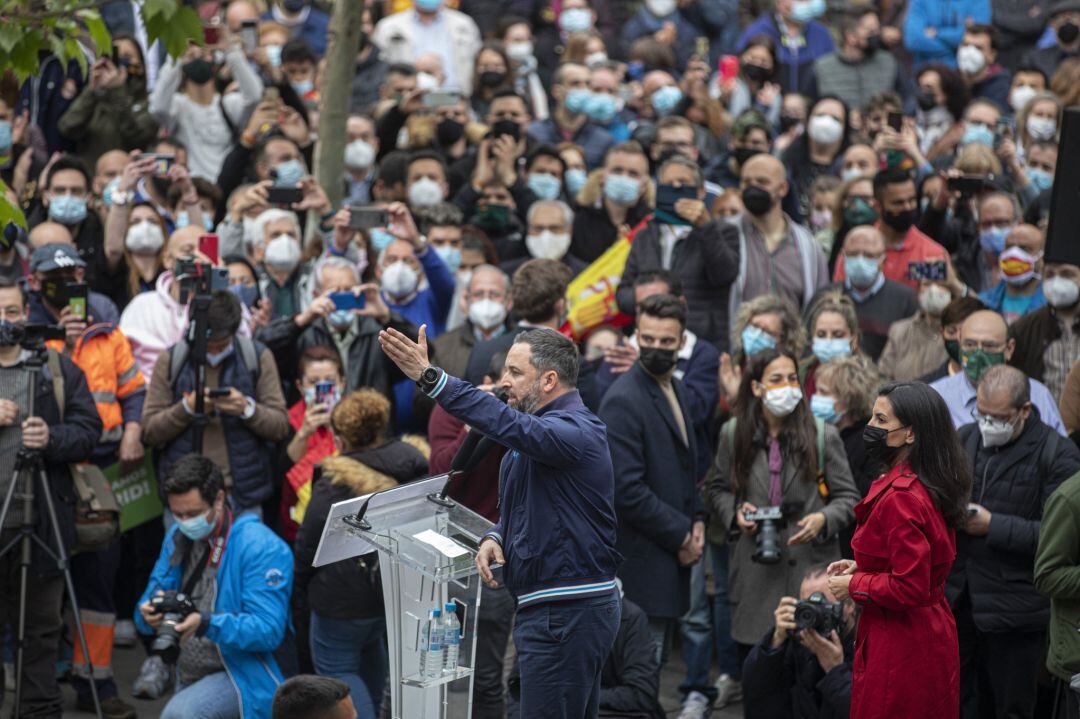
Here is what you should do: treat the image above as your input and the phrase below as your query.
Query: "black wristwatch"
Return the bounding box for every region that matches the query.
[417,366,442,394]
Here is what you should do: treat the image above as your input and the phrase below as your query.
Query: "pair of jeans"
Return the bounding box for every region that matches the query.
[513,590,621,719]
[646,617,675,670]
[160,671,241,719]
[679,541,740,701]
[0,533,65,719]
[309,612,387,719]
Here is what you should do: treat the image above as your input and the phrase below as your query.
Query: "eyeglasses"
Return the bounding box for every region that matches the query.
[971,409,1019,425]
[960,340,1006,352]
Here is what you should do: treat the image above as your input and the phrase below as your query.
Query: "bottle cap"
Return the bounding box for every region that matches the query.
[445,603,455,612]
[432,608,441,617]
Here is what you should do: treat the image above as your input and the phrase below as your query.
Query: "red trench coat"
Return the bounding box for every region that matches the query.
[848,462,960,719]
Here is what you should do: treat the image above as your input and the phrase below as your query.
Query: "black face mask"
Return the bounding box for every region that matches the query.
[732,147,763,168]
[882,208,917,233]
[741,185,775,216]
[181,58,214,85]
[863,34,882,56]
[742,63,771,85]
[1059,21,1080,45]
[479,70,506,89]
[436,118,466,146]
[779,114,801,133]
[915,89,937,112]
[862,424,906,466]
[640,346,678,376]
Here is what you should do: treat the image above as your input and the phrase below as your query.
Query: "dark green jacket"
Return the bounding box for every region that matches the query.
[57,80,158,169]
[1035,470,1080,680]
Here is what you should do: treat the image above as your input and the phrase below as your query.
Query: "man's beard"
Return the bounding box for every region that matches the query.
[515,380,543,414]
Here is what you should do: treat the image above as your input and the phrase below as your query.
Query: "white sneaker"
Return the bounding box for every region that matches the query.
[132,655,171,699]
[677,690,712,719]
[714,673,743,708]
[114,619,137,648]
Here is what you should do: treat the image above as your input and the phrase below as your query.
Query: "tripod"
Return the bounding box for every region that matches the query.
[0,349,102,718]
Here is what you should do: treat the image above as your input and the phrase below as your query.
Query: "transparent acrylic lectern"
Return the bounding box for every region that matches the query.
[312,473,493,719]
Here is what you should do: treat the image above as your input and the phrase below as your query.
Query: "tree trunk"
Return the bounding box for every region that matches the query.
[313,0,364,210]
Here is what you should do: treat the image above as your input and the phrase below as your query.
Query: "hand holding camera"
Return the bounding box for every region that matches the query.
[736,501,760,535]
[143,590,200,664]
[772,596,798,647]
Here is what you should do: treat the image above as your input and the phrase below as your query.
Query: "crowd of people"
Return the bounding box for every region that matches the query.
[2,0,1080,716]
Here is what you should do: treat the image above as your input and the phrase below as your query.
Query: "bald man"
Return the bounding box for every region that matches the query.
[93,149,130,200]
[728,153,828,319]
[978,224,1046,324]
[28,221,74,249]
[807,224,917,360]
[952,364,1080,719]
[224,0,259,32]
[929,309,1066,433]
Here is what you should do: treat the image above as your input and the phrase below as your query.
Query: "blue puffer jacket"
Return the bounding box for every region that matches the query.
[903,0,991,67]
[427,373,622,608]
[135,514,293,719]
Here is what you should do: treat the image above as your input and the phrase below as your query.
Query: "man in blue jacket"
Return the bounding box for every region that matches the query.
[736,0,835,93]
[136,454,293,719]
[379,324,622,718]
[903,0,991,67]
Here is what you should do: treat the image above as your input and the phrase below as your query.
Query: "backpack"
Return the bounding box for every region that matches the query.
[46,350,121,553]
[723,415,830,501]
[168,335,261,388]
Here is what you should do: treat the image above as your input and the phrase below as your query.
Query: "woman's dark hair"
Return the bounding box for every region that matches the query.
[876,381,972,528]
[916,64,970,122]
[730,348,818,495]
[163,454,224,504]
[739,34,777,83]
[473,41,511,97]
[112,32,148,97]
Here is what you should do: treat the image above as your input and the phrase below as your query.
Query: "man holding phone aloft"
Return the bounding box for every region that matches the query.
[26,243,147,717]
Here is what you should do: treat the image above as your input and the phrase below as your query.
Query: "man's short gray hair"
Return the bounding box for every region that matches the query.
[251,208,301,248]
[978,364,1030,408]
[514,328,579,387]
[526,199,574,229]
[469,263,510,294]
[314,256,360,291]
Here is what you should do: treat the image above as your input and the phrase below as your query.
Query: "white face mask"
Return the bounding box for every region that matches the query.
[584,51,608,69]
[978,414,1018,448]
[918,284,952,316]
[762,385,803,417]
[1026,115,1057,141]
[344,139,375,170]
[408,177,444,208]
[807,114,843,145]
[468,298,508,330]
[381,260,419,299]
[506,41,534,61]
[1010,84,1037,113]
[525,230,572,260]
[646,0,676,16]
[125,220,165,254]
[1043,276,1080,308]
[957,44,987,75]
[416,71,440,91]
[264,233,301,272]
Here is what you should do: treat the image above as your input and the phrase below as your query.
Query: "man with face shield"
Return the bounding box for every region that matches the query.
[950,365,1080,719]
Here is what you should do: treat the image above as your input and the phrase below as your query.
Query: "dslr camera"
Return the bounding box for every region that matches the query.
[149,590,198,664]
[744,506,784,564]
[794,591,843,637]
[0,322,66,350]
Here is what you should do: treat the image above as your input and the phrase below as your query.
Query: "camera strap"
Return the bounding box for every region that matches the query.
[180,507,234,596]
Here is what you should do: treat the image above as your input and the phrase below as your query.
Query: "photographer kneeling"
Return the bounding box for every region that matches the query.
[136,454,293,719]
[743,565,855,719]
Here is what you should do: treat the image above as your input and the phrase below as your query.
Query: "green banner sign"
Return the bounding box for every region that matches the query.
[103,455,164,532]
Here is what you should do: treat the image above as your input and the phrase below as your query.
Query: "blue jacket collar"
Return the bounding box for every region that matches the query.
[534,389,584,416]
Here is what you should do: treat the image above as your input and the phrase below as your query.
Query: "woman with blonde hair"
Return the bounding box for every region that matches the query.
[294,389,429,719]
[720,295,806,400]
[802,292,867,397]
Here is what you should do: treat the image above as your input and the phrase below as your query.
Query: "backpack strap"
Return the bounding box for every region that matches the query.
[1038,431,1060,484]
[168,340,189,387]
[47,348,64,420]
[236,336,260,388]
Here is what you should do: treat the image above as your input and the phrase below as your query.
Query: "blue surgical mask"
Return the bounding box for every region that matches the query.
[229,283,259,308]
[844,255,880,287]
[962,122,995,148]
[1026,168,1053,193]
[370,228,395,251]
[101,177,121,209]
[434,244,462,272]
[603,173,641,206]
[264,44,283,68]
[274,159,305,186]
[565,168,588,196]
[415,0,442,11]
[810,394,840,423]
[741,325,776,357]
[0,120,11,151]
[291,79,314,96]
[559,7,593,33]
[791,0,825,21]
[176,509,215,541]
[651,86,683,116]
[328,309,354,329]
[584,92,618,123]
[565,88,592,115]
[979,225,1009,255]
[812,337,852,362]
[527,172,562,200]
[48,194,88,225]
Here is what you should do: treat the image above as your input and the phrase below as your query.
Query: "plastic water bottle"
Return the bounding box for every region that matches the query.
[425,608,443,678]
[443,603,460,673]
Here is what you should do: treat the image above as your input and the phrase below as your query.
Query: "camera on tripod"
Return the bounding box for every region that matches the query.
[149,590,198,664]
[794,591,843,637]
[175,260,228,304]
[743,506,784,564]
[0,322,66,351]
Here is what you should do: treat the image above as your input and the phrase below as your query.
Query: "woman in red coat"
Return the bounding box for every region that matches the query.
[826,381,972,719]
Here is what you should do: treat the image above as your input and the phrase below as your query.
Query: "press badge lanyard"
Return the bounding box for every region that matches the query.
[207,507,234,570]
